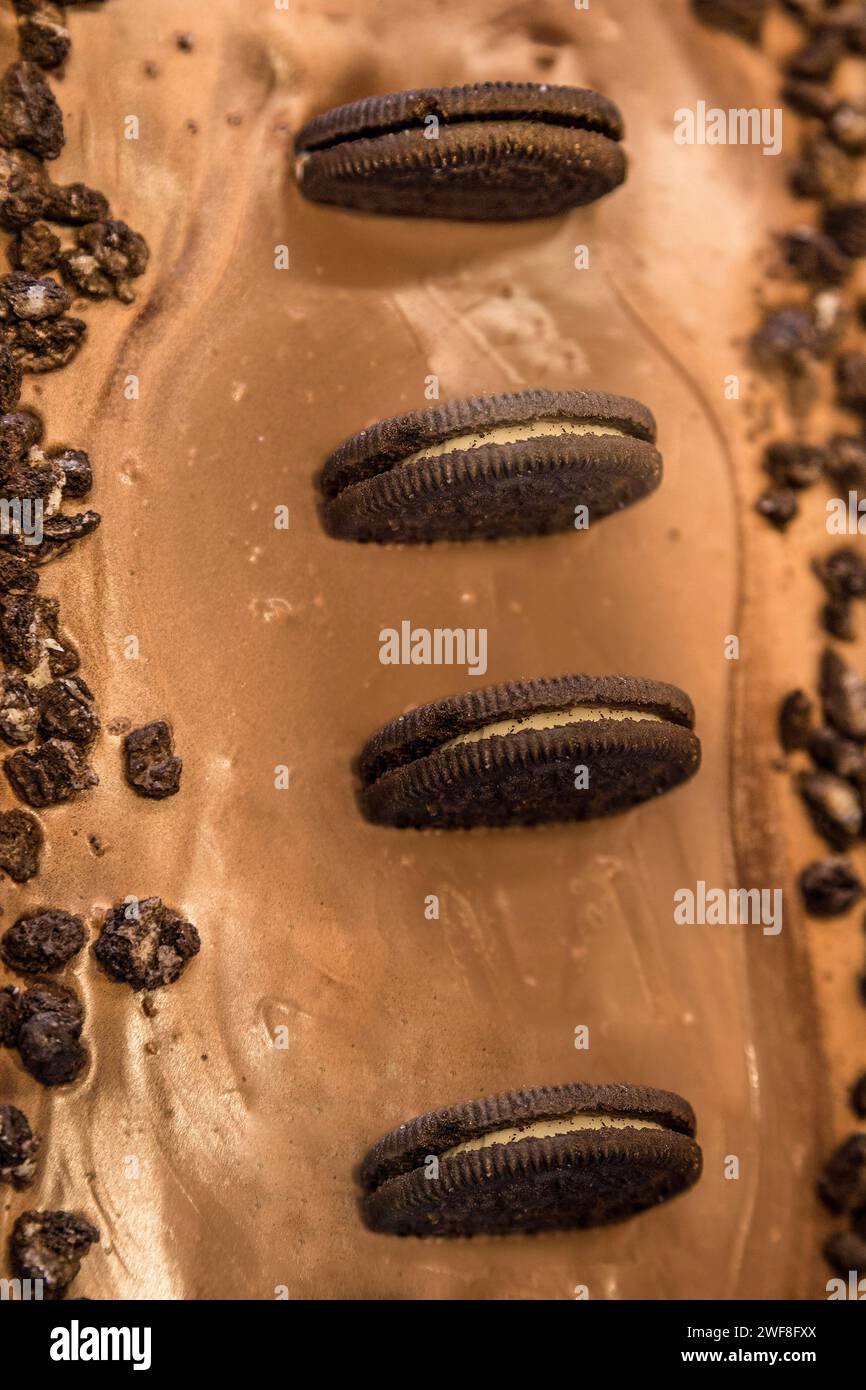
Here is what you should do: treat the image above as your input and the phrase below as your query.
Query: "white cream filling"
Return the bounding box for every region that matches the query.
[443,1112,666,1160]
[400,419,624,468]
[440,703,664,752]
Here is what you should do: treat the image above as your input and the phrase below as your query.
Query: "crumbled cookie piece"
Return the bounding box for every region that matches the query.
[820,646,866,738]
[0,1104,39,1188]
[0,808,41,880]
[0,61,64,160]
[0,675,39,745]
[0,406,42,467]
[31,508,100,563]
[800,856,865,915]
[37,675,99,746]
[0,592,42,670]
[841,6,866,55]
[752,304,841,374]
[46,445,90,497]
[5,736,98,806]
[763,439,826,488]
[18,1010,86,1084]
[8,218,59,274]
[5,312,86,372]
[818,1134,866,1213]
[821,595,856,640]
[0,146,50,228]
[34,595,78,673]
[755,487,798,530]
[778,688,813,752]
[824,199,866,257]
[17,3,71,71]
[16,979,86,1086]
[828,101,866,154]
[0,519,97,567]
[825,433,866,490]
[809,726,866,779]
[1,908,86,974]
[43,180,108,225]
[0,270,69,321]
[60,219,148,303]
[786,26,847,82]
[780,227,851,285]
[824,1230,866,1277]
[1,445,58,514]
[0,504,100,568]
[18,979,83,1034]
[123,720,181,798]
[691,0,770,44]
[836,349,866,413]
[45,631,78,673]
[58,247,110,299]
[0,985,21,1044]
[798,769,862,847]
[790,130,856,200]
[781,78,839,120]
[11,1209,98,1299]
[0,343,23,411]
[0,552,37,591]
[0,593,77,672]
[0,443,62,511]
[94,896,200,990]
[813,546,866,600]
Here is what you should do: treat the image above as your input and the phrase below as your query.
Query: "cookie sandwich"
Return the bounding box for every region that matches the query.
[322,390,661,543]
[358,673,701,828]
[361,1081,702,1236]
[295,82,626,220]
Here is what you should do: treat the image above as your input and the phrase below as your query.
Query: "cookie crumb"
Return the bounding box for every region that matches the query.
[123,720,182,799]
[778,689,813,752]
[799,857,864,915]
[0,1103,40,1188]
[93,896,200,991]
[11,1209,99,1299]
[1,908,85,974]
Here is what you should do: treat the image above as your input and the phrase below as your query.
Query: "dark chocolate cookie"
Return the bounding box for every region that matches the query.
[360,1081,702,1236]
[295,83,625,220]
[358,673,700,828]
[321,390,661,543]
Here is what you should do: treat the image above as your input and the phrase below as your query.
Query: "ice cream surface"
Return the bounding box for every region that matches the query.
[0,0,839,1300]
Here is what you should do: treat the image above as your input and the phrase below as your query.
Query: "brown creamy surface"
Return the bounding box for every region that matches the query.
[0,0,857,1300]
